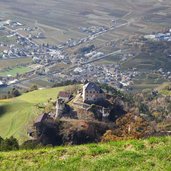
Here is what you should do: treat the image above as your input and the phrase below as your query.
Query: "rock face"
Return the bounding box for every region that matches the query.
[34,119,112,146]
[31,112,152,146]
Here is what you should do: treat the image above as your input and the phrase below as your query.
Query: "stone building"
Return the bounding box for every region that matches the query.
[55,91,72,119]
[55,99,65,118]
[58,91,72,102]
[82,82,105,103]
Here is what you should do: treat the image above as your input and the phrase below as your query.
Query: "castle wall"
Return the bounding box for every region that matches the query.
[55,99,65,118]
[83,90,105,102]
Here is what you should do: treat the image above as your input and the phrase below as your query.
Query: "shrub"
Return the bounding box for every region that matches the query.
[0,136,19,151]
[20,140,42,150]
[30,85,38,91]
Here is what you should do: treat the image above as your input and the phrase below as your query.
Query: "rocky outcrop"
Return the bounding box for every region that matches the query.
[33,119,112,146]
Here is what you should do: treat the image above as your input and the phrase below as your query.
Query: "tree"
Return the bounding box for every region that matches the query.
[11,88,21,97]
[0,136,3,144]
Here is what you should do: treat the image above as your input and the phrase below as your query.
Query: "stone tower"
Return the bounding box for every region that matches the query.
[55,99,65,118]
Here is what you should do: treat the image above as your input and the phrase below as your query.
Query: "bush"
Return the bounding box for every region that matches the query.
[30,85,38,92]
[7,88,21,98]
[139,103,150,114]
[20,140,42,150]
[0,136,19,151]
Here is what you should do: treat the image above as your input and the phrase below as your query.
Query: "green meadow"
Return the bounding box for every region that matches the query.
[0,86,67,142]
[0,66,31,77]
[0,136,171,171]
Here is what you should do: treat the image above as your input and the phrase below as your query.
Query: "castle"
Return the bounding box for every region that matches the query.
[82,82,105,103]
[55,82,105,119]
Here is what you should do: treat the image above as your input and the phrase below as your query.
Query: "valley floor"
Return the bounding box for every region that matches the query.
[0,136,171,171]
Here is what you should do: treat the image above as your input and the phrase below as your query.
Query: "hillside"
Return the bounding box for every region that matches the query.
[0,86,67,143]
[120,40,171,72]
[0,136,171,171]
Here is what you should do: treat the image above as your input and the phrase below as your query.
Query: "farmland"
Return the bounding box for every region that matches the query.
[1,0,171,45]
[0,58,31,70]
[0,66,31,77]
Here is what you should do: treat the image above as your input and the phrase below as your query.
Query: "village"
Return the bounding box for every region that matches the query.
[144,28,171,42]
[1,18,171,94]
[0,18,138,91]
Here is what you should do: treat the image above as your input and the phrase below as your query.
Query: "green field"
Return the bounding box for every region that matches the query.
[0,58,32,70]
[0,136,171,171]
[0,66,31,77]
[0,35,16,44]
[0,86,67,142]
[160,90,171,96]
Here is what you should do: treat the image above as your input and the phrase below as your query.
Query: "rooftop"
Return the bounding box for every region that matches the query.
[84,82,104,93]
[58,91,72,98]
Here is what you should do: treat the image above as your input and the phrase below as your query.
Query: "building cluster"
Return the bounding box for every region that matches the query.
[57,22,119,49]
[0,18,155,91]
[51,63,137,89]
[144,29,171,42]
[0,76,19,87]
[0,19,59,63]
[79,26,108,35]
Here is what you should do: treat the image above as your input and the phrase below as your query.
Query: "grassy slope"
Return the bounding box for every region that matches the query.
[0,86,67,142]
[0,136,171,171]
[157,82,171,96]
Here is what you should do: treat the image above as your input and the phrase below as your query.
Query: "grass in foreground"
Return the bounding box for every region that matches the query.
[0,136,171,171]
[0,86,67,142]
